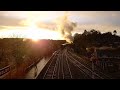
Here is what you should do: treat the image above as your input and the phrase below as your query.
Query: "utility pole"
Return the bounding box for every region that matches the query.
[92,60,95,79]
[91,47,97,79]
[90,54,95,79]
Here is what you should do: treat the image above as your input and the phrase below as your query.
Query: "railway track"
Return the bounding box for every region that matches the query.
[37,48,112,79]
[41,49,73,79]
[67,50,112,79]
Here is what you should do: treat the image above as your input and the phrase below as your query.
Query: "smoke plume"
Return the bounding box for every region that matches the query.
[55,12,77,43]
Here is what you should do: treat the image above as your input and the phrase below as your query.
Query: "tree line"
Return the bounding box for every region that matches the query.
[73,29,120,55]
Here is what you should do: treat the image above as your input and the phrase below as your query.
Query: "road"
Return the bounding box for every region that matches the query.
[37,47,112,79]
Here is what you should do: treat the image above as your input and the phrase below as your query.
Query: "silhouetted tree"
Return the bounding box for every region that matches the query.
[83,30,88,35]
[113,30,117,35]
[73,29,120,55]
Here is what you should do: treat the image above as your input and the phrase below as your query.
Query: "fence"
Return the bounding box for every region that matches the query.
[0,65,10,77]
[0,58,41,79]
[25,58,41,72]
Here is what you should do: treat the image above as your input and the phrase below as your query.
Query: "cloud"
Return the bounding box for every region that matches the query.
[0,11,120,36]
[0,13,25,27]
[36,22,56,30]
[74,23,120,35]
[68,11,120,26]
[69,11,120,18]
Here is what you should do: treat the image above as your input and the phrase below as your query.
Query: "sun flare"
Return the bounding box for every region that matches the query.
[0,12,63,40]
[23,25,61,41]
[0,26,62,40]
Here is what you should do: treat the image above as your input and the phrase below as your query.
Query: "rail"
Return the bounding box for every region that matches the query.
[0,65,10,77]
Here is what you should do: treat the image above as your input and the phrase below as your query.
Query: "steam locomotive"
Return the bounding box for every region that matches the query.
[61,43,74,50]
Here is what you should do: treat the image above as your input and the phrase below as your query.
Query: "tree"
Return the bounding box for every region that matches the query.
[113,30,117,35]
[83,30,88,35]
[73,33,80,42]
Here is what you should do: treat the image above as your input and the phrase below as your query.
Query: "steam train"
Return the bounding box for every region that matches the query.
[61,43,74,50]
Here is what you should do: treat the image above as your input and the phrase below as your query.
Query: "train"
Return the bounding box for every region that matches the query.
[61,43,74,50]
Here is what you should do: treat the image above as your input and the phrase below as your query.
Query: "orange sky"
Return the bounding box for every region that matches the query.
[0,11,120,40]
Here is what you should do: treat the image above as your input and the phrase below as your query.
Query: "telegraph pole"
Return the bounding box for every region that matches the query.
[91,47,97,79]
[90,54,95,79]
[92,60,95,79]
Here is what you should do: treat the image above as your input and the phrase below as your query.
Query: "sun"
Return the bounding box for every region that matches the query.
[23,25,62,41]
[31,36,39,42]
[0,20,62,40]
[20,13,62,40]
[24,27,41,41]
[0,12,63,40]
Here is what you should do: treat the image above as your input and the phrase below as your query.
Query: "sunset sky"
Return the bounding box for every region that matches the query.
[0,11,120,40]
